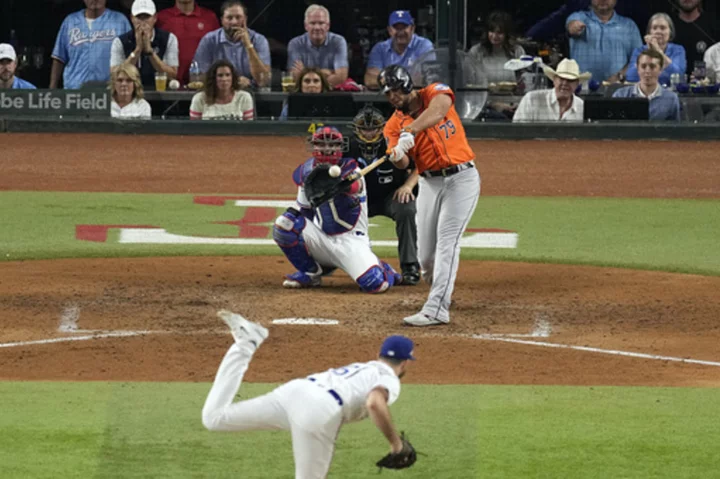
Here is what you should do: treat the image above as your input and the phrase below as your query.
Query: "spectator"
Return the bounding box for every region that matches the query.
[110,64,152,119]
[279,67,330,120]
[469,11,525,120]
[363,10,434,89]
[0,43,37,89]
[567,0,643,82]
[193,1,271,89]
[613,49,681,121]
[671,0,718,74]
[526,0,653,42]
[513,58,590,122]
[190,59,254,120]
[157,1,220,86]
[51,0,132,89]
[110,0,179,90]
[287,5,348,88]
[704,40,720,79]
[625,13,686,85]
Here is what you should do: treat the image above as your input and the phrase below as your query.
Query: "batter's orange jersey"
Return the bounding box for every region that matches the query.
[384,83,475,174]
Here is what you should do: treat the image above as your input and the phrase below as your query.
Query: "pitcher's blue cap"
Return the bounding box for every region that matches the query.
[389,10,414,26]
[380,335,416,360]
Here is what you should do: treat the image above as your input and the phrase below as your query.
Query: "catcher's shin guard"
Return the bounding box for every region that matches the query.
[273,208,320,274]
[356,261,400,293]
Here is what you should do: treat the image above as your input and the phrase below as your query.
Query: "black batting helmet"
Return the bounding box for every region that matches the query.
[350,105,386,159]
[378,65,413,94]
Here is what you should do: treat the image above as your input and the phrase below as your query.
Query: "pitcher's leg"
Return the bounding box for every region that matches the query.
[422,171,481,321]
[202,343,288,432]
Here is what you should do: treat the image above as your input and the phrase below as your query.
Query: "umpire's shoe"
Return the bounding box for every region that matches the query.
[401,263,421,286]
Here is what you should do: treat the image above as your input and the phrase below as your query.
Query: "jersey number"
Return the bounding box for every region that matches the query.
[332,363,367,378]
[438,120,456,139]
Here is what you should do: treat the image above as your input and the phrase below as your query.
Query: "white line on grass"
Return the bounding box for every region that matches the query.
[472,335,720,367]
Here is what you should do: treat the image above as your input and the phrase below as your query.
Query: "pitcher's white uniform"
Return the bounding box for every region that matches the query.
[202,339,401,478]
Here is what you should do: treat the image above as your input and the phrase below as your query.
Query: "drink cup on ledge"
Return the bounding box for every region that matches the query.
[155,72,167,92]
[281,71,294,93]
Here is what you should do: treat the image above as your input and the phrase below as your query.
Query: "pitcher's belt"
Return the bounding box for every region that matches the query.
[308,377,343,406]
[421,160,475,178]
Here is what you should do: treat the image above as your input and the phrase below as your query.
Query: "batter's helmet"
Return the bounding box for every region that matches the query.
[378,65,414,94]
[349,105,386,159]
[308,126,348,165]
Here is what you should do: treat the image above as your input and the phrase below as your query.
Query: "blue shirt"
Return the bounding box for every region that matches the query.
[52,9,131,89]
[367,34,434,70]
[11,77,37,89]
[612,84,681,121]
[192,28,271,78]
[624,43,687,86]
[287,32,348,71]
[567,10,643,82]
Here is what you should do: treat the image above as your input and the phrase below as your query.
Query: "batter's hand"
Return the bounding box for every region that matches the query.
[393,185,415,203]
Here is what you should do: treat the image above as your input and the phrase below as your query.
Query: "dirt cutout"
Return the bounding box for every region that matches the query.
[1,134,719,387]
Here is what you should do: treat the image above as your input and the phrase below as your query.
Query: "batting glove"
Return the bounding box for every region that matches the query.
[388,131,415,163]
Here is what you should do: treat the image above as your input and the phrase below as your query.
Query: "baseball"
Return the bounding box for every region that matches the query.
[169,79,180,90]
[328,165,342,178]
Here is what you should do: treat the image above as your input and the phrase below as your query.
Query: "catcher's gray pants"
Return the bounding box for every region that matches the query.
[202,342,343,479]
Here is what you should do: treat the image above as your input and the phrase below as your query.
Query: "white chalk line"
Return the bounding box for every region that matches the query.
[471,335,720,367]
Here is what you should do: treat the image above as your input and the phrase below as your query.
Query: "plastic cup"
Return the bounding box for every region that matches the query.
[155,72,167,92]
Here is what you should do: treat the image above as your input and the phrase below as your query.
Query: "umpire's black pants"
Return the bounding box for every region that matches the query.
[368,195,419,268]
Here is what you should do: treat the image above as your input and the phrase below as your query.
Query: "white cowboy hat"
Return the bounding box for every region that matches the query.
[542,59,592,81]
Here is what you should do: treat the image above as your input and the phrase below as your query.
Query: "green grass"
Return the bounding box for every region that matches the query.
[1,192,720,276]
[1,382,718,478]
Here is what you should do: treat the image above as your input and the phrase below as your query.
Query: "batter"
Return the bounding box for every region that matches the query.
[380,65,481,326]
[202,309,416,479]
[273,126,401,293]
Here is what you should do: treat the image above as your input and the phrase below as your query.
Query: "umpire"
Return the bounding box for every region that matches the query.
[348,105,421,285]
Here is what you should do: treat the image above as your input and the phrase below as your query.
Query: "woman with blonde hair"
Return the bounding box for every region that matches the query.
[110,64,152,119]
[190,59,254,120]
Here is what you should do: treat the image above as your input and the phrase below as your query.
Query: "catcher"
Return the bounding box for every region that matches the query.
[349,105,421,285]
[273,126,402,292]
[203,310,419,477]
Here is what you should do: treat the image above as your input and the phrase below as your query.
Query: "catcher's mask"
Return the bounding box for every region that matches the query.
[349,105,386,159]
[378,65,414,94]
[308,126,348,165]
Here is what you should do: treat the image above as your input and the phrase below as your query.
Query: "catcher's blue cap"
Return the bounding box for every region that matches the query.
[380,335,416,360]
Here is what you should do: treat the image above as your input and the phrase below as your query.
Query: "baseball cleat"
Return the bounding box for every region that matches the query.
[217,309,269,348]
[403,312,448,327]
[282,271,322,289]
[401,264,420,286]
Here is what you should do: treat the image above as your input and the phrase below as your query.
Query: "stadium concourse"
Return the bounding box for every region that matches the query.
[1,133,719,387]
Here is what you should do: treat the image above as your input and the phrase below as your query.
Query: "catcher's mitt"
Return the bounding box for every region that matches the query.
[376,432,417,470]
[304,164,353,208]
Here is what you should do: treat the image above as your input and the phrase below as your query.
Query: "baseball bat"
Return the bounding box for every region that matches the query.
[346,155,388,182]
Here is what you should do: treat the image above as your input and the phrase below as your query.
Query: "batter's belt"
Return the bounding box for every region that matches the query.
[421,160,475,179]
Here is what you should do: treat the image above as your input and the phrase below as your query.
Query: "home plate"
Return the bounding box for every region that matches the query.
[272,318,340,325]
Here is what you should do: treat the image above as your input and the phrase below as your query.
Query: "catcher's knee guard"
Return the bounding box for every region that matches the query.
[356,261,400,293]
[273,208,319,274]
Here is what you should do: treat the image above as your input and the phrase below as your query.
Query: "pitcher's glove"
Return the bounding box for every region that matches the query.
[304,164,352,208]
[376,432,417,470]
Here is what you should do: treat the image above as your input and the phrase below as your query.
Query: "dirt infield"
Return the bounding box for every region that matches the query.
[1,134,719,387]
